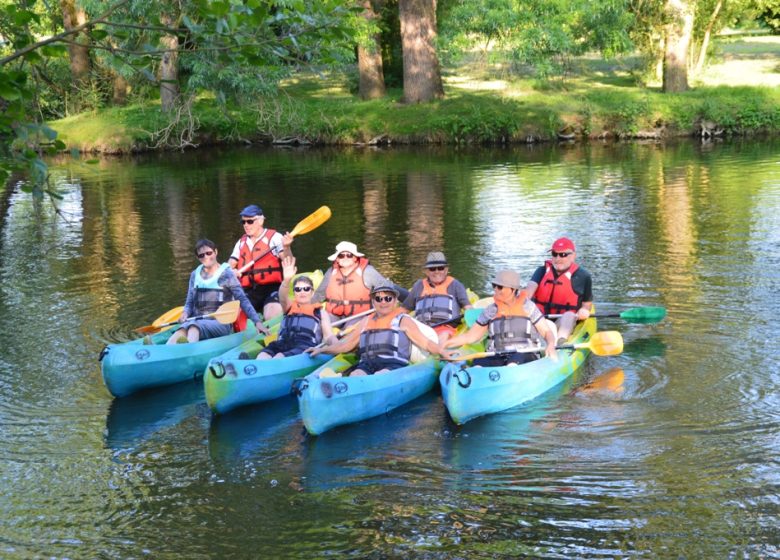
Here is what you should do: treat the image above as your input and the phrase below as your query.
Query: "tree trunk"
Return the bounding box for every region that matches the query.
[159,13,180,112]
[113,73,129,105]
[694,0,722,76]
[358,0,386,100]
[60,0,91,113]
[399,0,444,103]
[662,0,694,92]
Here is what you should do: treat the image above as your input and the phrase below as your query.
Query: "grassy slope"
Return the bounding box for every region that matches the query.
[50,35,780,152]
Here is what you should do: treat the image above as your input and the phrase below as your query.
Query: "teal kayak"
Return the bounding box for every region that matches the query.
[100,322,259,398]
[439,316,597,424]
[204,338,330,414]
[295,354,440,435]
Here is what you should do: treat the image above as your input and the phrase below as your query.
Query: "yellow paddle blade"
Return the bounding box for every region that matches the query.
[211,300,242,324]
[152,306,184,327]
[290,206,331,237]
[577,331,623,356]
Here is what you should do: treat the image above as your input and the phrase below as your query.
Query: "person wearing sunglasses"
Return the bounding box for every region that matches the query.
[257,256,334,359]
[526,237,593,344]
[441,269,557,365]
[311,241,392,325]
[308,283,442,377]
[166,239,265,345]
[228,204,294,322]
[401,251,472,344]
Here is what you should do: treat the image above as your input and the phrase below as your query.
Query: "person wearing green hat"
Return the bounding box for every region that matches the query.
[442,269,557,366]
[308,283,442,376]
[228,204,294,321]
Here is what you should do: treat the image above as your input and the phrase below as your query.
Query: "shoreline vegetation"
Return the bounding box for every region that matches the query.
[50,36,780,154]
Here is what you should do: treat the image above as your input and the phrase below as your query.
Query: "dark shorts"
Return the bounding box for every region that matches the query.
[260,339,307,357]
[472,352,538,367]
[353,357,407,375]
[244,283,281,312]
[179,318,233,340]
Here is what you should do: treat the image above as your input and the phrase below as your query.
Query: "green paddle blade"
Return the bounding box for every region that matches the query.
[619,306,666,324]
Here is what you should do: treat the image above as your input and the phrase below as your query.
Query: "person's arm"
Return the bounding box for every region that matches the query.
[445,322,488,349]
[278,256,296,312]
[311,269,330,304]
[307,317,364,356]
[182,270,198,320]
[527,300,557,360]
[526,266,545,299]
[280,232,294,260]
[451,280,473,310]
[400,316,443,355]
[228,239,241,269]
[319,307,334,340]
[222,269,266,332]
[401,281,422,311]
[576,271,594,320]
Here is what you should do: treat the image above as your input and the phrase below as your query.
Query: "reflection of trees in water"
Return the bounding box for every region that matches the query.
[406,171,445,266]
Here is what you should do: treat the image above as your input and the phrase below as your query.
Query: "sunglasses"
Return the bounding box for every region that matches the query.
[293,286,312,293]
[197,250,215,259]
[337,252,355,260]
[373,295,395,303]
[427,266,447,272]
[551,251,572,258]
[491,283,507,291]
[241,218,257,225]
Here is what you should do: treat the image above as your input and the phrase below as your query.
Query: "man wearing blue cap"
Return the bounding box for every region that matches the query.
[228,204,294,320]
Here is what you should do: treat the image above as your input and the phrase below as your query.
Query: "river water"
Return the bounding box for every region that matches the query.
[1,140,778,558]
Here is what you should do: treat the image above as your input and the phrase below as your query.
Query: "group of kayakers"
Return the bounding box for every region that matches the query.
[167,204,593,375]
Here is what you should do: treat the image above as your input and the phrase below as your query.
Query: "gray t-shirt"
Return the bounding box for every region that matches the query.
[402,277,471,311]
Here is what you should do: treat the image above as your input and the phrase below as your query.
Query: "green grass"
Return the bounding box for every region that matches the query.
[49,35,780,152]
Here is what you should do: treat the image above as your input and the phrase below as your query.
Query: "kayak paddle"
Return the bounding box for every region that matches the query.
[548,306,666,324]
[444,330,624,361]
[135,300,241,334]
[237,206,332,275]
[153,306,184,327]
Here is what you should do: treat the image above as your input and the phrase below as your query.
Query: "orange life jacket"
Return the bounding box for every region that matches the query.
[235,230,283,287]
[532,261,581,315]
[325,257,372,317]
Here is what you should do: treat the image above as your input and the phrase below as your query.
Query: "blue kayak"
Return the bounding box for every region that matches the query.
[204,340,330,414]
[439,316,597,424]
[295,354,440,435]
[100,323,259,398]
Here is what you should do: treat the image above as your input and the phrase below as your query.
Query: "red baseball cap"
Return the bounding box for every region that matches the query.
[550,237,575,252]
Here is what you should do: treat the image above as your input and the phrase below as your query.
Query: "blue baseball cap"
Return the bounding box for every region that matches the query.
[240,204,263,217]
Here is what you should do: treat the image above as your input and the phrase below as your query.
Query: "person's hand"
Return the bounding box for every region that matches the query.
[306,346,323,357]
[179,313,188,322]
[576,307,591,321]
[257,323,271,336]
[282,232,294,247]
[439,347,461,361]
[282,255,297,280]
[545,345,558,361]
[324,334,339,346]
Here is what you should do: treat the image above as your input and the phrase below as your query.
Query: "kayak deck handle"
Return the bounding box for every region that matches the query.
[209,362,226,379]
[291,378,309,396]
[453,365,472,388]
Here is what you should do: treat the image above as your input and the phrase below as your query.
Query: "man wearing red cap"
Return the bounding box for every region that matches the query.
[526,237,593,344]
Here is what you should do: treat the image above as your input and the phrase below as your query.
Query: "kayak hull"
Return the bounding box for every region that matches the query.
[296,355,440,435]
[440,317,597,424]
[204,346,330,414]
[100,324,258,398]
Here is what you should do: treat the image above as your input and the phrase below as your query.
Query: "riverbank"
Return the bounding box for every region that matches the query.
[49,36,780,153]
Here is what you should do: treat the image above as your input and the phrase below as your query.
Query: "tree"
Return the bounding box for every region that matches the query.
[357,0,386,100]
[398,0,444,103]
[159,11,180,112]
[60,0,92,113]
[662,0,694,92]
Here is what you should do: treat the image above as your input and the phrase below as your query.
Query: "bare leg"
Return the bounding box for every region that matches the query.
[555,312,577,342]
[166,327,187,345]
[257,351,273,360]
[263,301,283,320]
[186,325,201,343]
[350,369,369,376]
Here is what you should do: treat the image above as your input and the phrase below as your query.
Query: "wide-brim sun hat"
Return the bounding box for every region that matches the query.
[327,241,365,261]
